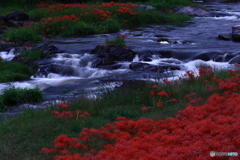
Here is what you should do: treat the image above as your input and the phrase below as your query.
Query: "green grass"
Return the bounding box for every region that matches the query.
[0,61,34,83]
[0,68,230,160]
[0,86,42,111]
[3,27,42,42]
[18,49,50,61]
[104,36,126,47]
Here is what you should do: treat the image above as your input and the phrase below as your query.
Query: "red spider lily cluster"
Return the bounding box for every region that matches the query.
[42,68,240,159]
[32,2,140,36]
[51,102,90,119]
[0,57,3,61]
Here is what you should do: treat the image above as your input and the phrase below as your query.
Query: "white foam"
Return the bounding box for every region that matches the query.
[0,49,16,61]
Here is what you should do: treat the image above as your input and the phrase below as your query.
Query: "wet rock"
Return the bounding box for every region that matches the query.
[218,33,232,40]
[129,62,180,73]
[37,44,59,54]
[232,25,240,42]
[5,12,29,21]
[172,6,211,17]
[115,80,147,91]
[135,5,155,10]
[92,58,115,68]
[158,50,173,58]
[193,51,224,61]
[129,62,151,71]
[98,64,122,70]
[229,55,240,64]
[36,64,62,77]
[139,53,153,61]
[90,44,136,61]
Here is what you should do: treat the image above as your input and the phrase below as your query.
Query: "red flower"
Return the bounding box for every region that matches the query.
[157,91,169,97]
[171,99,177,103]
[120,34,127,38]
[149,90,155,95]
[41,148,56,153]
[151,85,159,88]
[140,106,148,111]
[57,102,68,109]
[156,102,163,107]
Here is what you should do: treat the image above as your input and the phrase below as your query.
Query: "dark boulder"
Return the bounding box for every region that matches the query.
[92,58,115,68]
[90,44,136,61]
[37,44,59,54]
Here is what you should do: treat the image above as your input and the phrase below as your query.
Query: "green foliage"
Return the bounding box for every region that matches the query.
[0,61,34,82]
[18,49,49,61]
[147,0,193,11]
[105,36,126,47]
[3,27,42,42]
[0,86,42,108]
[98,19,121,33]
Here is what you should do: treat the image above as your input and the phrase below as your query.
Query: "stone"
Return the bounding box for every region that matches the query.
[172,6,211,17]
[92,58,115,68]
[232,25,240,41]
[90,44,136,61]
[193,51,224,61]
[37,44,59,54]
[218,33,232,40]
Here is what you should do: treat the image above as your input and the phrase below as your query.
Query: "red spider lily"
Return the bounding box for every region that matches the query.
[172,90,178,94]
[171,99,177,103]
[116,7,137,15]
[119,34,127,39]
[155,101,163,107]
[149,90,155,95]
[157,91,169,97]
[57,102,68,109]
[116,116,127,120]
[41,148,56,153]
[151,85,159,88]
[0,57,3,61]
[163,78,171,85]
[140,106,148,112]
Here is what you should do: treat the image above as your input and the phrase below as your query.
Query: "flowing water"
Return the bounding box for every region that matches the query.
[1,1,240,110]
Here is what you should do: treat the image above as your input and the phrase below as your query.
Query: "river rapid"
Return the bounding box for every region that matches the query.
[1,1,240,111]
